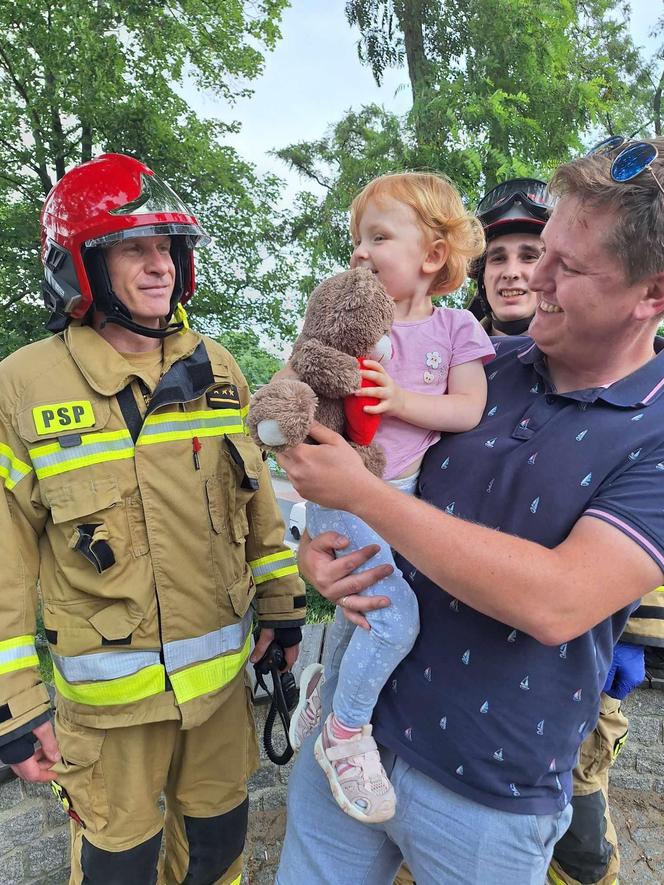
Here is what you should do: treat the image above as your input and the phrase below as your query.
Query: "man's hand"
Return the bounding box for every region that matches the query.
[10,721,60,783]
[250,627,299,670]
[356,359,404,417]
[603,642,646,700]
[277,421,378,510]
[299,530,392,629]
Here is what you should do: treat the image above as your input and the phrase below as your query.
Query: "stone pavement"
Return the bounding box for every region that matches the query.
[245,681,664,884]
[1,681,661,883]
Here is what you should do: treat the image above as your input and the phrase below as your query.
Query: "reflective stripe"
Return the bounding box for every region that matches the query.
[250,550,299,585]
[546,867,567,885]
[163,613,252,673]
[0,443,32,490]
[29,430,134,479]
[0,635,39,675]
[53,663,165,706]
[138,409,244,446]
[49,616,251,707]
[50,648,161,682]
[169,632,251,705]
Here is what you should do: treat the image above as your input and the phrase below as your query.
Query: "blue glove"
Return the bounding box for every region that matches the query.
[603,642,645,700]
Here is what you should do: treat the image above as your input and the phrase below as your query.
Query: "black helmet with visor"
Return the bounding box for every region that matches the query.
[471,178,553,334]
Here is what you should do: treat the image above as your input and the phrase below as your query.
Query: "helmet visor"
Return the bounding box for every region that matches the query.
[85,222,211,250]
[109,171,192,217]
[477,178,553,226]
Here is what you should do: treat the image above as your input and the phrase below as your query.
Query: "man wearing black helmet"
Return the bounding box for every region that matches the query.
[469,178,549,336]
[0,153,305,884]
[274,140,664,884]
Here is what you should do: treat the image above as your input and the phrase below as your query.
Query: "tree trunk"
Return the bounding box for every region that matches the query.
[394,0,430,106]
[654,69,663,137]
[81,125,93,163]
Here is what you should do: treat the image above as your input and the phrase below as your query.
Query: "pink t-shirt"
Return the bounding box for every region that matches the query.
[376,307,495,479]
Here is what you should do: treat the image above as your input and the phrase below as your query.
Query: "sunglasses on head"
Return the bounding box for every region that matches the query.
[587,136,664,197]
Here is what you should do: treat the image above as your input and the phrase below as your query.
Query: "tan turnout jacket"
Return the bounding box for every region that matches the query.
[0,324,304,745]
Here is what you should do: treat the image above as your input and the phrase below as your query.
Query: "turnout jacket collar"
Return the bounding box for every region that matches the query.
[64,323,204,396]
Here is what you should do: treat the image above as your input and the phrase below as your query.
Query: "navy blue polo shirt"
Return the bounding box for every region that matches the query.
[373,336,664,814]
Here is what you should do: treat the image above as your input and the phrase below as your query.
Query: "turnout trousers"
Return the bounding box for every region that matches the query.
[51,674,259,885]
[548,693,628,885]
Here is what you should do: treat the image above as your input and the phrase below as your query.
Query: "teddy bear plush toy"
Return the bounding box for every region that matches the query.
[246,267,394,477]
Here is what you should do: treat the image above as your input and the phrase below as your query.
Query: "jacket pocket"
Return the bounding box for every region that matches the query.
[51,714,109,835]
[224,436,263,543]
[205,437,262,543]
[88,600,145,644]
[227,567,256,619]
[44,477,121,525]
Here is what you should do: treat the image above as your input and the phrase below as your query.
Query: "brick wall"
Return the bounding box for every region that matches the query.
[1,684,662,885]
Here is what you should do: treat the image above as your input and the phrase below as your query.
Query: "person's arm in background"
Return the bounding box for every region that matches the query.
[0,404,57,781]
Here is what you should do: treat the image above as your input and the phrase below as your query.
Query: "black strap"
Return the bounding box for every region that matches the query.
[73,524,116,573]
[116,382,145,443]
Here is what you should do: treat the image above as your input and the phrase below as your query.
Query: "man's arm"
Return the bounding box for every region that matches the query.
[0,407,55,779]
[226,358,306,668]
[279,422,663,645]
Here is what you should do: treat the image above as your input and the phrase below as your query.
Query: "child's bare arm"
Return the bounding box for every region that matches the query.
[359,358,487,432]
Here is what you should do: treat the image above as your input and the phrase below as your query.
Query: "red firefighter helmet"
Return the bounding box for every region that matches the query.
[40,153,210,336]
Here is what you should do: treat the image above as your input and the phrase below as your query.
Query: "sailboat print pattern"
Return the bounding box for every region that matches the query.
[383,335,664,811]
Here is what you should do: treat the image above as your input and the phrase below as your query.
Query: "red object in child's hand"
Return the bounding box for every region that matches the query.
[344,357,382,446]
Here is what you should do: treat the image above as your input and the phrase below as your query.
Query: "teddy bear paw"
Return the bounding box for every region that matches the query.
[256,419,288,447]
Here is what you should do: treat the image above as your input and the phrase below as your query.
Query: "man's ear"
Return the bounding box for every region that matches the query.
[422,238,449,275]
[635,271,664,321]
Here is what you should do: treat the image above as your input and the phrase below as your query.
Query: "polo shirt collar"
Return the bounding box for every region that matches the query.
[516,337,664,407]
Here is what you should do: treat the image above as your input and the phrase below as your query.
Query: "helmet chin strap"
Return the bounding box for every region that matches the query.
[490,313,534,336]
[99,311,183,339]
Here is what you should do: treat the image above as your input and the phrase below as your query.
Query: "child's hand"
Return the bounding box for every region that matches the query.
[357,359,404,416]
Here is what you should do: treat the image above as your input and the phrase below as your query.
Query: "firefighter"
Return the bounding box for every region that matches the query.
[548,589,662,885]
[0,153,305,884]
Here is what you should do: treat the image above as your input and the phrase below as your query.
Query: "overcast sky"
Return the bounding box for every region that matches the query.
[185,0,662,199]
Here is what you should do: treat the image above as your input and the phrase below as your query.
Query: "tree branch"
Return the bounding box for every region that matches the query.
[654,68,664,136]
[0,43,52,193]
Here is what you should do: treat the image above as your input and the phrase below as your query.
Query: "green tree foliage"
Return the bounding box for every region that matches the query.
[275,105,411,286]
[279,0,658,280]
[0,0,302,356]
[217,328,283,392]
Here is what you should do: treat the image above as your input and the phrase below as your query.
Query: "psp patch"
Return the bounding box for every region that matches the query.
[33,400,95,435]
[206,383,240,410]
